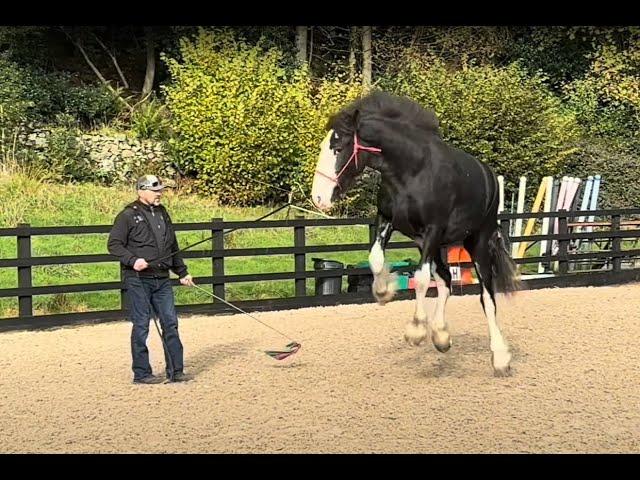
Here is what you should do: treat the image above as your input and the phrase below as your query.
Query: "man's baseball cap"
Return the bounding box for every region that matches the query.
[136,174,166,191]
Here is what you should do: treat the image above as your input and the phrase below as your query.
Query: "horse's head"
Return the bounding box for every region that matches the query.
[311,111,381,211]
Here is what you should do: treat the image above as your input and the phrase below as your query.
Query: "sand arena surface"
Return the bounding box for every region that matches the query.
[1,284,639,453]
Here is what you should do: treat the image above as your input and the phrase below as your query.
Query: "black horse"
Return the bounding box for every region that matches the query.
[311,91,521,376]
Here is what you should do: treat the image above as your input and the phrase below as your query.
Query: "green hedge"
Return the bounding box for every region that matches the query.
[566,139,640,209]
[0,58,35,133]
[162,30,310,205]
[379,53,582,198]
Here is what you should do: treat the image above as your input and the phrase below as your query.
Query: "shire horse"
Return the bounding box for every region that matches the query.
[311,91,521,376]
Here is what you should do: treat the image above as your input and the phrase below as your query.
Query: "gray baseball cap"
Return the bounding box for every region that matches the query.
[136,174,166,191]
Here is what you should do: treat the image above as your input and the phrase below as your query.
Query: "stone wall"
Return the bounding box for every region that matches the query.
[22,128,173,183]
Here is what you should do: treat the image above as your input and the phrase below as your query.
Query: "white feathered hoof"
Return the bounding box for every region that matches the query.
[491,350,512,377]
[431,329,452,353]
[404,319,428,346]
[373,288,396,306]
[372,271,397,306]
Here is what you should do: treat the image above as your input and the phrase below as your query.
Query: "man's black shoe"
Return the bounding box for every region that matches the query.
[133,375,164,384]
[167,372,189,382]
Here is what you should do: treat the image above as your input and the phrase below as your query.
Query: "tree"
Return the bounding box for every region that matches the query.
[362,26,372,87]
[141,27,156,101]
[295,26,308,66]
[349,26,358,82]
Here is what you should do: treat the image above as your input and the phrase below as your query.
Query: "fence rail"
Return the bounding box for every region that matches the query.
[1,208,640,332]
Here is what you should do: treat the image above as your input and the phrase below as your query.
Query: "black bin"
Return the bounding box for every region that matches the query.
[347,271,373,293]
[312,258,344,296]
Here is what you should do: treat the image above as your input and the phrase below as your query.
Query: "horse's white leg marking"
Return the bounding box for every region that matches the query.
[369,240,385,275]
[431,266,452,352]
[404,262,430,346]
[480,286,511,374]
[370,239,397,305]
[474,262,511,374]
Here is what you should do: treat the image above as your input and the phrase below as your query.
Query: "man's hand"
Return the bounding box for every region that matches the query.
[133,258,149,271]
[180,274,196,287]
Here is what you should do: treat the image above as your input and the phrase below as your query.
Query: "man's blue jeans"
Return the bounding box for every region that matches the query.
[124,275,184,381]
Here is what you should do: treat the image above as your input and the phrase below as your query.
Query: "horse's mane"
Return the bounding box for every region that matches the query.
[327,90,440,135]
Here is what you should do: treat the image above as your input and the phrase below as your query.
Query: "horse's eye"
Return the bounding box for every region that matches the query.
[333,148,342,154]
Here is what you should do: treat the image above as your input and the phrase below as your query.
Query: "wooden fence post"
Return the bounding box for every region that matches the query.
[558,211,569,274]
[211,218,225,300]
[17,223,33,317]
[369,221,377,247]
[294,215,306,297]
[612,214,622,272]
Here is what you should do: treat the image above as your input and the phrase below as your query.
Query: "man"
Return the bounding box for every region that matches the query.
[108,174,196,384]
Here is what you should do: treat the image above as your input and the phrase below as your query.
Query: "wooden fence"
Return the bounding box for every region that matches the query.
[1,208,639,332]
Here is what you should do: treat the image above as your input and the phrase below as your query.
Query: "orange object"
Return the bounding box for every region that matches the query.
[447,246,474,285]
[405,246,474,289]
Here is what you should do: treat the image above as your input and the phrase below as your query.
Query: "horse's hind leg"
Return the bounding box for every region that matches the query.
[466,232,512,376]
[404,249,430,346]
[431,252,452,353]
[369,216,397,305]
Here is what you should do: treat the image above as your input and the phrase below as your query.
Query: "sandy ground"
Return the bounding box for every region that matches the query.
[1,284,639,453]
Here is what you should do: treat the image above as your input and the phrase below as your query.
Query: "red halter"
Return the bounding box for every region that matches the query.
[315,133,382,188]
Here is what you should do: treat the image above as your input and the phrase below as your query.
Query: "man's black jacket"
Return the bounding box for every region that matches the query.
[107,200,189,278]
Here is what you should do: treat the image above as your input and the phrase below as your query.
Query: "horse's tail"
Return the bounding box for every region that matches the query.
[488,228,523,294]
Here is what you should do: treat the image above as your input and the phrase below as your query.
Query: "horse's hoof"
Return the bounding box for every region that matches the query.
[372,271,397,306]
[491,351,512,377]
[373,286,396,305]
[404,333,425,346]
[374,292,388,306]
[493,365,512,377]
[404,321,427,346]
[432,330,452,353]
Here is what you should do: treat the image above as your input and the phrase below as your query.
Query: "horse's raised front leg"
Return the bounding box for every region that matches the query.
[369,216,396,305]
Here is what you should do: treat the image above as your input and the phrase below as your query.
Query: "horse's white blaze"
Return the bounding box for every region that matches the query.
[368,241,385,275]
[311,130,338,211]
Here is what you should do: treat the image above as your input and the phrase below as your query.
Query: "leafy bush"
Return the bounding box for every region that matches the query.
[163,29,320,205]
[561,43,640,208]
[379,53,582,198]
[16,70,123,128]
[163,28,369,207]
[563,43,640,139]
[0,57,35,133]
[62,82,123,127]
[38,125,94,182]
[566,139,640,209]
[130,97,171,140]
